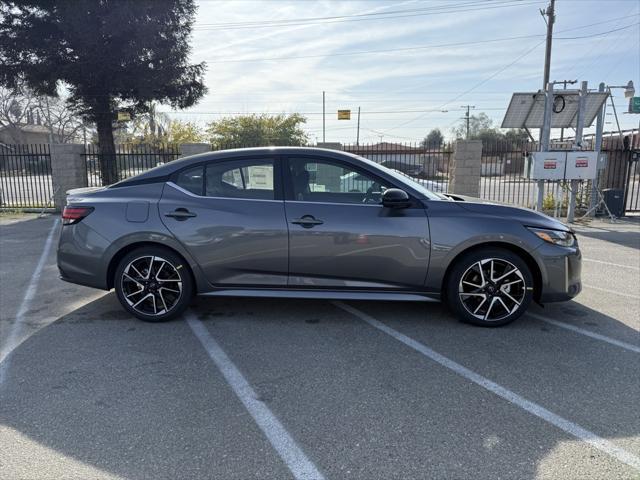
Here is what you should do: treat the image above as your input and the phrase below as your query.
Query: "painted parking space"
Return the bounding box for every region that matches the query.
[0,214,639,479]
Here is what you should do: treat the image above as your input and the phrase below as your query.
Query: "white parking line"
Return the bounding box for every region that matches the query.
[187,314,324,480]
[527,312,640,354]
[333,301,640,472]
[0,219,58,368]
[583,258,640,271]
[583,284,640,300]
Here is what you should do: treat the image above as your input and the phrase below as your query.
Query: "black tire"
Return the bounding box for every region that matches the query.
[446,248,533,327]
[114,246,194,322]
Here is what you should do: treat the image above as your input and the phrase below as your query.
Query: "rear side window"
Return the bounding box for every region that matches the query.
[175,166,204,195]
[205,159,274,200]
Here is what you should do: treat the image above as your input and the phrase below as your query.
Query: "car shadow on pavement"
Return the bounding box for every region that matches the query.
[0,293,638,479]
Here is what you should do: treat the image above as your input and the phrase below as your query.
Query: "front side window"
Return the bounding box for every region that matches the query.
[205,159,274,200]
[288,158,390,204]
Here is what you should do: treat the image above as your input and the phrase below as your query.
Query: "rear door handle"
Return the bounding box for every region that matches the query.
[291,215,323,228]
[165,208,197,220]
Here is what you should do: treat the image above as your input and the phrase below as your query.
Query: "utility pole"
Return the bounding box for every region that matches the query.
[461,105,475,139]
[541,0,555,91]
[537,0,556,211]
[356,106,361,146]
[322,91,326,143]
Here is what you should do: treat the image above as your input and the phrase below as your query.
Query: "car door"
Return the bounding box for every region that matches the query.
[159,156,288,286]
[284,155,430,290]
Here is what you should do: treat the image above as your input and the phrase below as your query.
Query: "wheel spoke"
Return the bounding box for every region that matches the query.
[473,295,487,314]
[146,256,155,280]
[130,264,145,281]
[483,297,498,320]
[126,285,144,298]
[154,261,166,280]
[462,280,483,289]
[501,279,523,287]
[150,293,157,314]
[159,286,180,294]
[132,293,153,308]
[158,289,169,313]
[494,267,519,282]
[501,289,522,307]
[123,272,143,286]
[156,278,181,283]
[475,261,486,287]
[490,260,495,282]
[496,296,513,314]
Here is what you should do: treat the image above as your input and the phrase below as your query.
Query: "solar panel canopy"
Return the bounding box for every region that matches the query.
[501,91,608,129]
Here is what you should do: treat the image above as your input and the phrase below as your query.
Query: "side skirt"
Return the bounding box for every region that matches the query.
[198,289,440,302]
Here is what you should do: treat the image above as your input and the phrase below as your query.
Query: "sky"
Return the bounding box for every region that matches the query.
[165,0,640,144]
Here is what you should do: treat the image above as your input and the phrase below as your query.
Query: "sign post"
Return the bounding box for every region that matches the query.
[337,110,351,120]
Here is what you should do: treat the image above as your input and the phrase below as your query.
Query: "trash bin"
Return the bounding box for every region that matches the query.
[600,188,625,217]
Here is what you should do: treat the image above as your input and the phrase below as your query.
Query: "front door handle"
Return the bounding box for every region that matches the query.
[165,208,197,220]
[291,215,324,228]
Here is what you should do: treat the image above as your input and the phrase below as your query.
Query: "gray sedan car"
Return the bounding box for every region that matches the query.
[57,147,581,327]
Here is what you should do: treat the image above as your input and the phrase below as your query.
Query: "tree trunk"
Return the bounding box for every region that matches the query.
[95,102,117,186]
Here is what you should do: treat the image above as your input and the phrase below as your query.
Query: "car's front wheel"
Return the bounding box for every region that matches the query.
[446,248,533,327]
[114,247,193,322]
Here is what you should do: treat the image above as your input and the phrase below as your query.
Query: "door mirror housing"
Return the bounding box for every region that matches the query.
[382,188,411,209]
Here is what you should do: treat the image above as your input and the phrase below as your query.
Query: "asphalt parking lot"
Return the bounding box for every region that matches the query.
[1,213,639,480]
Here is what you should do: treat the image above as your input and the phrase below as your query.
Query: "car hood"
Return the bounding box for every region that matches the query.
[444,194,571,231]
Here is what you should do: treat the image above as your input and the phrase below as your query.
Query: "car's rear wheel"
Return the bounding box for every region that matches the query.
[446,248,533,327]
[114,247,193,322]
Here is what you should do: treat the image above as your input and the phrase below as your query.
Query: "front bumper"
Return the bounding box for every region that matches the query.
[536,242,582,303]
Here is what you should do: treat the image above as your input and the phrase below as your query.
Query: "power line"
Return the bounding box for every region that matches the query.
[194,1,543,31]
[381,38,546,134]
[201,22,639,64]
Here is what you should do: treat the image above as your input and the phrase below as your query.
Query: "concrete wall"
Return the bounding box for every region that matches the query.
[179,143,211,158]
[449,140,482,197]
[50,144,87,210]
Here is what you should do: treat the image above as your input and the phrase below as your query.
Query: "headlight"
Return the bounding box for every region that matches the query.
[527,227,576,247]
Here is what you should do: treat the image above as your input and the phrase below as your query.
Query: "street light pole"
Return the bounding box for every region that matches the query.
[322,91,326,143]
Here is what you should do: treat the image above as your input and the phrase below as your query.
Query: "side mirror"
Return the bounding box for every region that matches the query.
[382,188,411,209]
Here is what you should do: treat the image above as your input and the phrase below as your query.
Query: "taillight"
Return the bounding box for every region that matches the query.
[62,206,94,225]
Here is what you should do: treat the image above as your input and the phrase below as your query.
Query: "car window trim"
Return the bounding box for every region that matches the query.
[170,154,283,201]
[166,181,284,203]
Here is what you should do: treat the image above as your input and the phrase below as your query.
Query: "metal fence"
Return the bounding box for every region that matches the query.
[596,133,640,213]
[341,143,453,193]
[84,144,181,186]
[2,139,637,214]
[479,140,595,212]
[0,144,54,208]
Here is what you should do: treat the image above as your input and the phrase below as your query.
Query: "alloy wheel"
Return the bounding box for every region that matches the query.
[121,255,183,316]
[458,258,526,322]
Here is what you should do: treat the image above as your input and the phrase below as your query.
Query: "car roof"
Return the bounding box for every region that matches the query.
[114,146,370,185]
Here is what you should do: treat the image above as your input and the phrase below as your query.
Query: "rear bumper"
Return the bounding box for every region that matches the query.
[57,222,111,290]
[536,243,582,303]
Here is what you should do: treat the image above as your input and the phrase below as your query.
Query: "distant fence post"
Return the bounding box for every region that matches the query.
[179,143,210,158]
[51,144,87,211]
[449,140,482,197]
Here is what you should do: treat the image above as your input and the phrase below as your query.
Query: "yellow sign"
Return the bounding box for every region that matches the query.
[337,110,351,120]
[117,111,131,121]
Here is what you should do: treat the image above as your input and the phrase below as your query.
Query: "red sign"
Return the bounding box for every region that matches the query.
[575,157,588,168]
[543,161,557,169]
